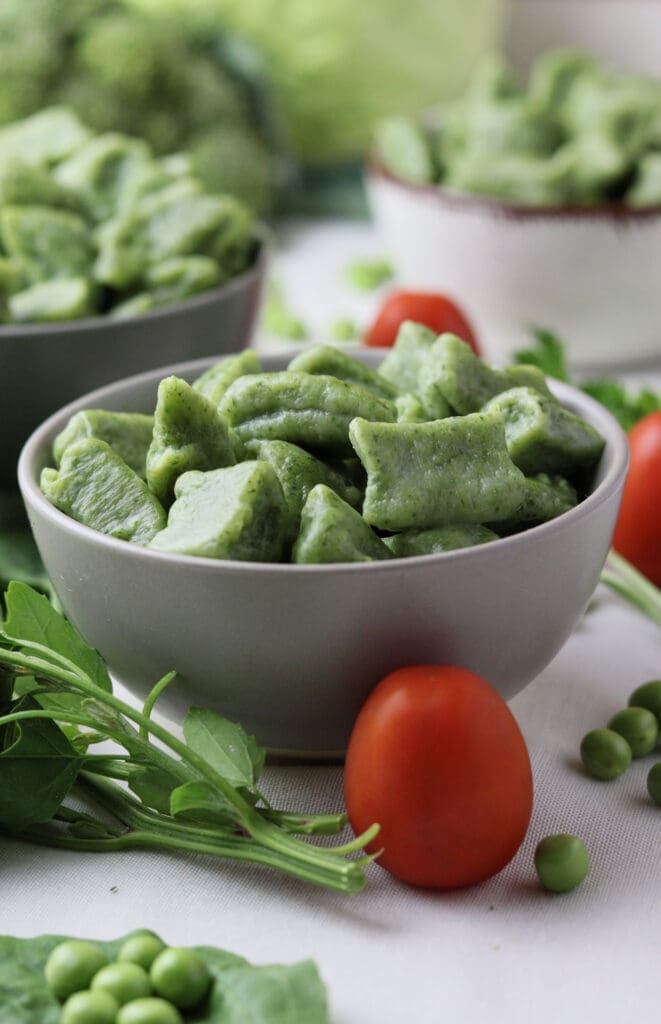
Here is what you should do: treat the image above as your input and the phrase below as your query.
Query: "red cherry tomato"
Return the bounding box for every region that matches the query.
[364,290,480,354]
[344,665,533,889]
[612,410,661,587]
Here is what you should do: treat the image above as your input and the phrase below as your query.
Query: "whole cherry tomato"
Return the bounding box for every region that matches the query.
[344,665,533,889]
[364,290,480,354]
[612,410,661,587]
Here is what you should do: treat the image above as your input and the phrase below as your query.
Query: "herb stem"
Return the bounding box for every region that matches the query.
[13,824,367,894]
[601,550,661,626]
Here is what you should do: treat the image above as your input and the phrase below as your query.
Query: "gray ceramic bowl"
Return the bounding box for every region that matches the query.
[0,232,268,491]
[18,349,628,758]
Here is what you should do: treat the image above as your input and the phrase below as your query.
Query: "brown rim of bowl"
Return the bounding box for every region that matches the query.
[0,223,271,337]
[368,157,661,222]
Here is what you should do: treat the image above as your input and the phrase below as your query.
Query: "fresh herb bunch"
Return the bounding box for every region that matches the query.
[0,582,377,893]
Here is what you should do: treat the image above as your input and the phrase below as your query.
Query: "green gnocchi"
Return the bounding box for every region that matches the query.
[42,327,605,564]
[0,107,257,325]
[375,49,661,208]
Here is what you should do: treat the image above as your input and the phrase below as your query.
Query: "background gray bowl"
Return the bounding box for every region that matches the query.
[0,234,268,492]
[18,350,629,758]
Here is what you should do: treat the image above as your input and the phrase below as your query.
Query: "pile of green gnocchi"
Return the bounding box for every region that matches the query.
[375,49,661,208]
[41,325,606,564]
[0,107,256,325]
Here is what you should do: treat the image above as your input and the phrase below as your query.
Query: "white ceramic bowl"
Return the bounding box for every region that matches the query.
[18,350,628,759]
[367,164,661,372]
[0,232,269,492]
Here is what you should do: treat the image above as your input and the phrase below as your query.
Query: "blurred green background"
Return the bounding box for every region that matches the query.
[0,0,504,217]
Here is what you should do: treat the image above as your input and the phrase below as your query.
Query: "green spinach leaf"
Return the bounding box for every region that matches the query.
[129,765,182,815]
[1,583,111,692]
[170,780,236,826]
[0,695,81,831]
[183,708,265,791]
[204,960,328,1024]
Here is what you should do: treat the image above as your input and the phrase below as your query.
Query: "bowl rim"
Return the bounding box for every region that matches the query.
[367,157,661,222]
[0,225,271,338]
[18,347,630,576]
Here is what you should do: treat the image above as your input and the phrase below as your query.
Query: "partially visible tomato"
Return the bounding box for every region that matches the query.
[364,290,480,354]
[344,665,533,889]
[612,410,661,587]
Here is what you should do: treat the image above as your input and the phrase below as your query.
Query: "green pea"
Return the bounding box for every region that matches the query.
[118,934,167,971]
[534,834,590,893]
[150,948,211,1009]
[628,679,661,725]
[580,728,632,780]
[116,997,183,1024]
[61,990,119,1024]
[647,762,661,806]
[44,940,108,1001]
[607,707,659,758]
[91,961,152,1005]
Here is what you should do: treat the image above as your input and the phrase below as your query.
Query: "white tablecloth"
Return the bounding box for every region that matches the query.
[2,220,660,1023]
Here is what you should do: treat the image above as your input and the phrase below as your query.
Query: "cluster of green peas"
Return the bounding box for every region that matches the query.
[531,679,661,896]
[45,933,212,1024]
[580,679,661,793]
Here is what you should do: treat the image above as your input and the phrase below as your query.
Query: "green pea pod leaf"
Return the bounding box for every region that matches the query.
[1,582,111,693]
[0,695,81,831]
[170,780,236,826]
[128,765,181,814]
[183,707,265,791]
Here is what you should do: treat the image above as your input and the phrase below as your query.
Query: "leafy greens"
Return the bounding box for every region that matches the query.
[0,582,377,894]
[0,930,328,1024]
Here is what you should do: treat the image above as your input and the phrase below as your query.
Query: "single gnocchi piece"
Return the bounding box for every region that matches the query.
[491,473,577,532]
[192,350,263,407]
[394,392,429,423]
[219,371,396,454]
[145,256,221,305]
[149,462,287,561]
[288,345,401,401]
[53,410,155,479]
[8,278,94,323]
[384,524,499,558]
[350,409,526,531]
[419,334,552,415]
[54,132,151,223]
[482,386,606,476]
[244,438,363,546]
[292,484,392,564]
[40,437,166,546]
[146,376,236,507]
[0,205,94,284]
[378,320,438,394]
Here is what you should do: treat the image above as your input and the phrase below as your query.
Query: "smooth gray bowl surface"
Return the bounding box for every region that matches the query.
[0,234,268,491]
[18,349,629,758]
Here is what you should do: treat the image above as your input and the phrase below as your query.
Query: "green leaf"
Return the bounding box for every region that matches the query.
[183,707,265,791]
[582,379,661,432]
[205,960,328,1024]
[0,695,81,831]
[170,780,236,826]
[513,327,569,381]
[0,933,326,1024]
[1,583,111,692]
[128,765,181,814]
